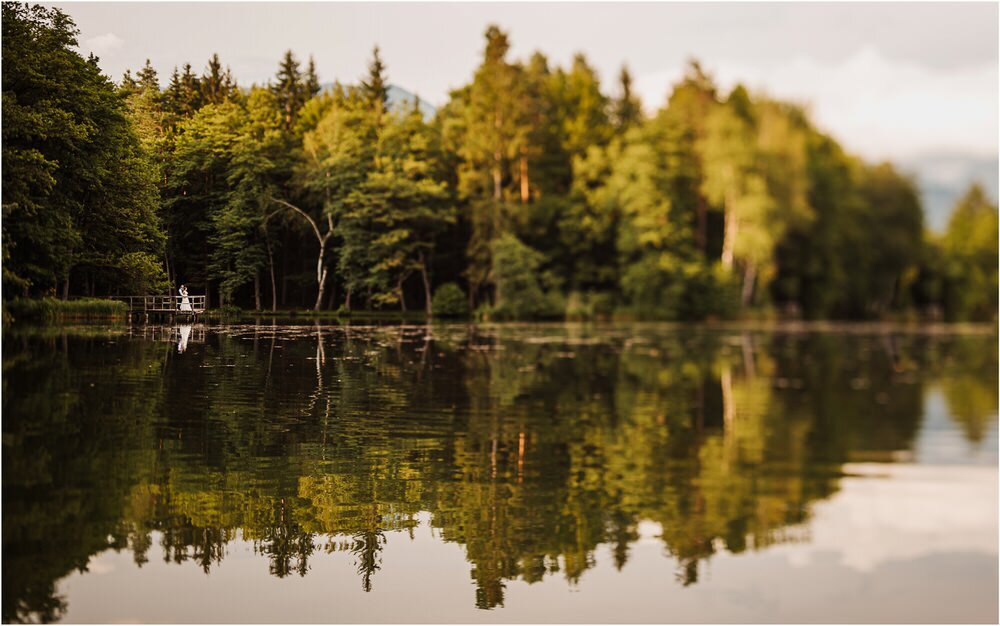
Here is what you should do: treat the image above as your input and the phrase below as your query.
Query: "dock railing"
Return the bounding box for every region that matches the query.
[110,295,207,313]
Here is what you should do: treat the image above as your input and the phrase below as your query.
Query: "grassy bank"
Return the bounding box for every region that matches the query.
[200,307,437,323]
[3,298,128,324]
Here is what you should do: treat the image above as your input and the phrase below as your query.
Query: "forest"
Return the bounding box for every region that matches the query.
[3,3,997,321]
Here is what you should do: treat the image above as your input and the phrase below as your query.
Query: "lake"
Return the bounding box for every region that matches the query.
[3,321,997,623]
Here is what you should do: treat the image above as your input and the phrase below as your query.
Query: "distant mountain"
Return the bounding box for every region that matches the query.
[897,153,999,232]
[317,82,436,121]
[386,84,436,121]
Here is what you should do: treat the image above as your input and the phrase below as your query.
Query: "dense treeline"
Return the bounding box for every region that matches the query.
[3,4,997,320]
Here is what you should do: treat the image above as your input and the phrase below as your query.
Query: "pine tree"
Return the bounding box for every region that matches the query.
[136,59,159,92]
[201,53,226,105]
[612,65,642,133]
[271,50,304,132]
[120,69,139,95]
[305,56,320,98]
[179,63,202,114]
[360,46,388,116]
[164,67,183,114]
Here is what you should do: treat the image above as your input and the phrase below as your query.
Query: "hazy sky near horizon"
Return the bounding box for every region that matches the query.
[55,1,998,162]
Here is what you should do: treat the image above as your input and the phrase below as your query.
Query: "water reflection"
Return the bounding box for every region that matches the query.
[2,323,996,622]
[177,324,192,353]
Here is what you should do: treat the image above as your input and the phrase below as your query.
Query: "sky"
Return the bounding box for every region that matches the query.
[55,1,999,163]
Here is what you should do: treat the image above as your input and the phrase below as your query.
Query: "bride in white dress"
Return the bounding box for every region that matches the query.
[179,285,192,311]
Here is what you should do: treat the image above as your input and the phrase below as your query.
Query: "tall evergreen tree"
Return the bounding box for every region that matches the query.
[360,46,389,117]
[222,66,240,101]
[179,63,203,115]
[136,59,159,92]
[612,65,642,133]
[120,69,139,96]
[201,53,228,105]
[305,55,321,98]
[271,50,305,132]
[163,67,184,115]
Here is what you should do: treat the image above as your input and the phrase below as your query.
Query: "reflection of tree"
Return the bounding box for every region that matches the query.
[257,517,314,578]
[351,527,386,592]
[935,336,998,444]
[2,330,167,623]
[3,325,996,621]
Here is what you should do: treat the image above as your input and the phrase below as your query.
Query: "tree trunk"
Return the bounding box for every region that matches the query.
[327,278,337,310]
[281,231,288,306]
[741,331,756,378]
[314,239,328,312]
[205,259,212,309]
[696,194,707,254]
[493,108,503,201]
[721,197,737,270]
[254,271,262,311]
[519,147,530,203]
[345,286,352,311]
[419,251,433,317]
[722,367,733,428]
[266,234,277,312]
[741,261,756,308]
[62,277,70,301]
[397,277,407,312]
[492,164,502,201]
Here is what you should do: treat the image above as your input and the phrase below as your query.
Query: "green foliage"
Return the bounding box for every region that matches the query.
[491,234,564,319]
[359,107,453,308]
[360,46,389,113]
[936,184,999,321]
[621,258,738,320]
[4,297,128,322]
[2,3,166,297]
[210,88,288,302]
[611,66,643,134]
[272,50,309,132]
[432,282,468,317]
[1,7,989,322]
[564,290,617,320]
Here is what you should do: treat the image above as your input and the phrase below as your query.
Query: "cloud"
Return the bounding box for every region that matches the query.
[635,48,999,163]
[777,463,998,573]
[81,32,125,58]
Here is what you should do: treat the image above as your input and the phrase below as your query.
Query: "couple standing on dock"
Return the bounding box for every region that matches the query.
[178,285,192,312]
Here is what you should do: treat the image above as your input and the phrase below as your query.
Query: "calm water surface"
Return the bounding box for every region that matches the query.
[3,322,997,623]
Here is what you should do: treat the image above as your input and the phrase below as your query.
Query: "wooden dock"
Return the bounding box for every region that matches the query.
[112,295,206,322]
